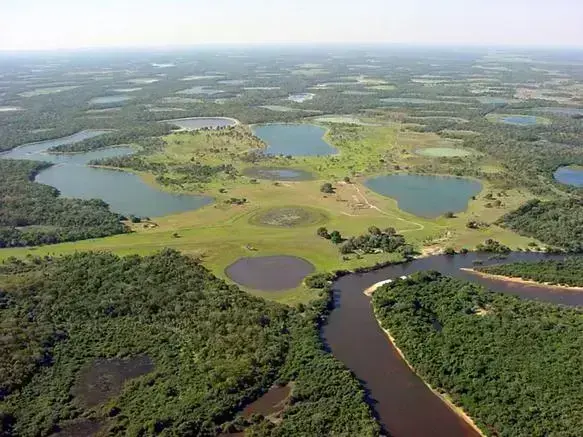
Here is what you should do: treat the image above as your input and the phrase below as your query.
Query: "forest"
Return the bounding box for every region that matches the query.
[0,160,126,247]
[0,250,378,436]
[372,271,583,437]
[498,198,583,251]
[477,257,583,287]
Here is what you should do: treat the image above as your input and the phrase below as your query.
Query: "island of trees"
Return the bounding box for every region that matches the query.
[477,258,583,287]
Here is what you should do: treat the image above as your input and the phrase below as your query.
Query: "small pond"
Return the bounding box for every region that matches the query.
[252,124,337,156]
[89,95,132,105]
[365,174,482,218]
[225,255,315,291]
[1,131,212,218]
[163,117,238,130]
[242,166,315,181]
[500,115,538,125]
[178,86,223,95]
[288,93,314,103]
[554,166,583,187]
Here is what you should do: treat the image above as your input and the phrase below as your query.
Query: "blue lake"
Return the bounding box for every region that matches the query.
[89,95,132,105]
[1,130,212,218]
[554,166,583,187]
[500,115,538,125]
[252,124,337,156]
[365,173,482,218]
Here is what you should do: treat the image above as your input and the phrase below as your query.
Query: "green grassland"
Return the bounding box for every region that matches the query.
[0,119,541,304]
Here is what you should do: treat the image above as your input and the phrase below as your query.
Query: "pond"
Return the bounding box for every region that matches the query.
[225,255,315,291]
[365,174,482,218]
[500,115,538,125]
[1,131,212,218]
[162,117,238,130]
[89,95,132,105]
[178,86,223,95]
[554,166,583,187]
[288,93,314,103]
[252,124,337,156]
[242,166,315,181]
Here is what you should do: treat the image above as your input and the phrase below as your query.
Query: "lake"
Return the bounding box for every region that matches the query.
[252,124,337,156]
[554,166,583,187]
[1,131,212,218]
[162,117,238,130]
[178,86,223,95]
[500,115,538,125]
[365,174,482,217]
[288,93,314,103]
[89,95,132,105]
[242,166,315,181]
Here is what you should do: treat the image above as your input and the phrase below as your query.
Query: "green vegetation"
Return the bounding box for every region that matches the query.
[0,250,378,436]
[478,258,583,287]
[340,226,409,255]
[0,160,126,247]
[373,271,583,437]
[499,199,583,251]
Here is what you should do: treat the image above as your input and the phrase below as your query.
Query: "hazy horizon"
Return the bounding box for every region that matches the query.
[2,0,583,51]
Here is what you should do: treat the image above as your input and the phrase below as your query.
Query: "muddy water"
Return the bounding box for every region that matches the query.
[322,252,582,437]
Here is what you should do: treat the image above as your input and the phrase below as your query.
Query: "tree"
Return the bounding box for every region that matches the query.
[343,176,351,183]
[317,227,330,239]
[444,211,455,219]
[330,230,343,244]
[443,247,456,255]
[368,226,381,236]
[320,183,335,194]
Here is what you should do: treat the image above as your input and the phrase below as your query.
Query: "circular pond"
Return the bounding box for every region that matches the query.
[554,166,583,187]
[249,206,328,228]
[488,114,548,126]
[242,166,315,181]
[365,174,482,218]
[416,147,473,157]
[225,256,315,291]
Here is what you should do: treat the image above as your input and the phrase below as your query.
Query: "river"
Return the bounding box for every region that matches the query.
[322,252,581,437]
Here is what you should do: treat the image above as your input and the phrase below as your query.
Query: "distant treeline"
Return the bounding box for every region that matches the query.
[373,271,583,437]
[478,258,583,287]
[0,160,126,247]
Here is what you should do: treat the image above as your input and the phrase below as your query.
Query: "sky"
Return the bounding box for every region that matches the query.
[1,0,582,51]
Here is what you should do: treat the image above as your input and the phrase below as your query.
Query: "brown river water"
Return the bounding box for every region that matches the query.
[322,252,582,437]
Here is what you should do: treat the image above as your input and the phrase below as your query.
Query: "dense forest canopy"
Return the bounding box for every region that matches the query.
[478,257,583,287]
[498,199,583,251]
[0,250,378,436]
[373,271,583,437]
[0,160,126,247]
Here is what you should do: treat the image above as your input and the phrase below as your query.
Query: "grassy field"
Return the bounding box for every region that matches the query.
[0,120,541,304]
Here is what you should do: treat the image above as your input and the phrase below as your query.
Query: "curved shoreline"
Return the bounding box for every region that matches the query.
[374,315,487,437]
[461,268,583,292]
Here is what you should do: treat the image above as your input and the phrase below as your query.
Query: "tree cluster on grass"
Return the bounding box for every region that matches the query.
[320,182,335,194]
[475,238,511,254]
[0,160,126,248]
[340,226,408,255]
[0,250,379,436]
[373,271,583,437]
[498,199,583,252]
[224,197,247,205]
[478,258,583,287]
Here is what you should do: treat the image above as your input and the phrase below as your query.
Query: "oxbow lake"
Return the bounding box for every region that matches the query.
[1,131,212,218]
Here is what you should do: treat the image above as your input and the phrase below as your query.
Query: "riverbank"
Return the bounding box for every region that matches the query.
[461,268,583,292]
[373,313,487,437]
